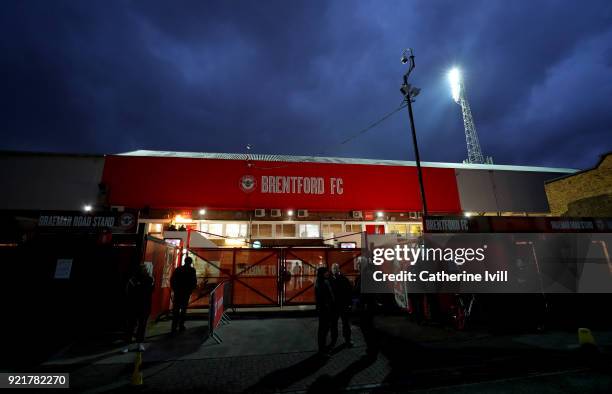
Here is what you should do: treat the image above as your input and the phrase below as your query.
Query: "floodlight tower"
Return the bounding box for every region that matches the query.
[448,68,492,164]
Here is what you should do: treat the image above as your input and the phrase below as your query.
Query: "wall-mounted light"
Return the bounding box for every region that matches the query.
[464,212,472,217]
[376,211,384,218]
[199,208,206,215]
[287,210,294,216]
[83,204,92,212]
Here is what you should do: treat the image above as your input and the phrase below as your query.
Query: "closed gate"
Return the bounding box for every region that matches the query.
[189,248,280,307]
[282,248,361,305]
[187,247,361,307]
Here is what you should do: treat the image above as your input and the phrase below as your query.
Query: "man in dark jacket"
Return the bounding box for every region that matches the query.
[171,256,198,333]
[124,264,154,352]
[330,263,353,347]
[315,266,335,357]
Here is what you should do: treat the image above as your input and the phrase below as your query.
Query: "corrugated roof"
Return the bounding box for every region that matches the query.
[116,150,578,174]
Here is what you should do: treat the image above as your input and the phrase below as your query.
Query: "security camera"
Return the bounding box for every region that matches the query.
[401,55,409,64]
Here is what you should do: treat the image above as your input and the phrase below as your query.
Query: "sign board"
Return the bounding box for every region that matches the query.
[103,155,462,213]
[54,259,73,279]
[424,216,612,233]
[37,210,138,233]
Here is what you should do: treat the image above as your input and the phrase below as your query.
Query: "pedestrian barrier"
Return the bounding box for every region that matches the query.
[208,280,231,343]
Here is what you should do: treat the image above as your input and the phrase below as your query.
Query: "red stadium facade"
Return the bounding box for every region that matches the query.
[98,150,576,249]
[102,154,462,213]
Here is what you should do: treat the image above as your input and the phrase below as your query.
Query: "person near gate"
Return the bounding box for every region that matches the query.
[171,256,198,333]
[315,266,335,357]
[330,263,353,348]
[124,263,154,352]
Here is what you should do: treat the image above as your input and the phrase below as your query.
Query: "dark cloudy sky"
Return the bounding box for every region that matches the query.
[1,1,611,169]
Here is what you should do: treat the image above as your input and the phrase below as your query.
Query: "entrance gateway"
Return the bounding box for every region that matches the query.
[186,247,361,307]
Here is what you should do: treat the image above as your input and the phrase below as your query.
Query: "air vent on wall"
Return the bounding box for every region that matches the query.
[270,209,282,217]
[254,209,266,217]
[297,209,308,218]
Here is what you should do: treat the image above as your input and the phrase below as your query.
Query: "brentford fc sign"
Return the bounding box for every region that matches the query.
[102,155,463,212]
[242,175,344,195]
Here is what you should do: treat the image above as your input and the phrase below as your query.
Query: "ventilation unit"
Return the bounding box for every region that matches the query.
[254,209,266,218]
[270,209,282,217]
[352,211,363,219]
[297,209,308,218]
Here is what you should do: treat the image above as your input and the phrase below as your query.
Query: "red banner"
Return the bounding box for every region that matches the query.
[102,155,461,213]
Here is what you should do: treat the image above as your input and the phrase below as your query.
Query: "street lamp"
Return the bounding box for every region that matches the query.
[400,48,428,218]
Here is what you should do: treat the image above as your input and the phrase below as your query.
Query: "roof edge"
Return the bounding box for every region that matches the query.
[115,149,578,174]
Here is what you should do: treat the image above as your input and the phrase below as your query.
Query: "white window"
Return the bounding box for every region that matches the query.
[321,223,343,237]
[298,223,320,238]
[226,223,248,238]
[200,222,223,237]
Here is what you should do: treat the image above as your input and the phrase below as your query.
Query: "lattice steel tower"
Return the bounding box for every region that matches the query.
[448,68,493,164]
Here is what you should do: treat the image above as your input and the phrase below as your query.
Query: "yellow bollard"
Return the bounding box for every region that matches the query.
[131,351,143,386]
[578,327,596,347]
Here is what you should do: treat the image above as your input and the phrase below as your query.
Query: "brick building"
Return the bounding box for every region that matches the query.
[545,152,612,217]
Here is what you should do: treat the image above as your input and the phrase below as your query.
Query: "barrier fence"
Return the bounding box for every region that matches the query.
[208,280,232,343]
[187,247,362,307]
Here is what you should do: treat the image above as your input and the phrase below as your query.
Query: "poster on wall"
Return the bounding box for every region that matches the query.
[54,259,73,279]
[143,261,154,277]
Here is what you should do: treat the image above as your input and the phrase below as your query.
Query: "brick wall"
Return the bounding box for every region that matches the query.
[545,154,612,217]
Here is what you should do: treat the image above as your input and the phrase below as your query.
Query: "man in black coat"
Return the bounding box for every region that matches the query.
[171,256,198,333]
[124,264,154,352]
[315,266,335,357]
[330,263,353,347]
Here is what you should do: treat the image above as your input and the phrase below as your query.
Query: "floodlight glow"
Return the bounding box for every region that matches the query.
[448,67,461,103]
[83,204,92,212]
[199,208,206,215]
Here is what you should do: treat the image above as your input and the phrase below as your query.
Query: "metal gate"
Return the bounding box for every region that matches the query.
[187,247,361,307]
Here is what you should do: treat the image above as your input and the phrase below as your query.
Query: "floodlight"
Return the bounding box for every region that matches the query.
[199,208,206,215]
[83,204,92,212]
[448,67,461,103]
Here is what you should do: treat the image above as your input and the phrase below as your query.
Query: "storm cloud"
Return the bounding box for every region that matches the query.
[1,0,611,169]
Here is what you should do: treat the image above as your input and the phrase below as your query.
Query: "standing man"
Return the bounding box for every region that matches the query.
[330,263,353,347]
[315,266,335,357]
[171,256,197,333]
[124,264,154,352]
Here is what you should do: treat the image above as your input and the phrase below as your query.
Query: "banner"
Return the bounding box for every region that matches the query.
[36,210,138,233]
[102,155,461,213]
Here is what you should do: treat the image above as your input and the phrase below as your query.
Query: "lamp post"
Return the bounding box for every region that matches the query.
[400,49,428,218]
